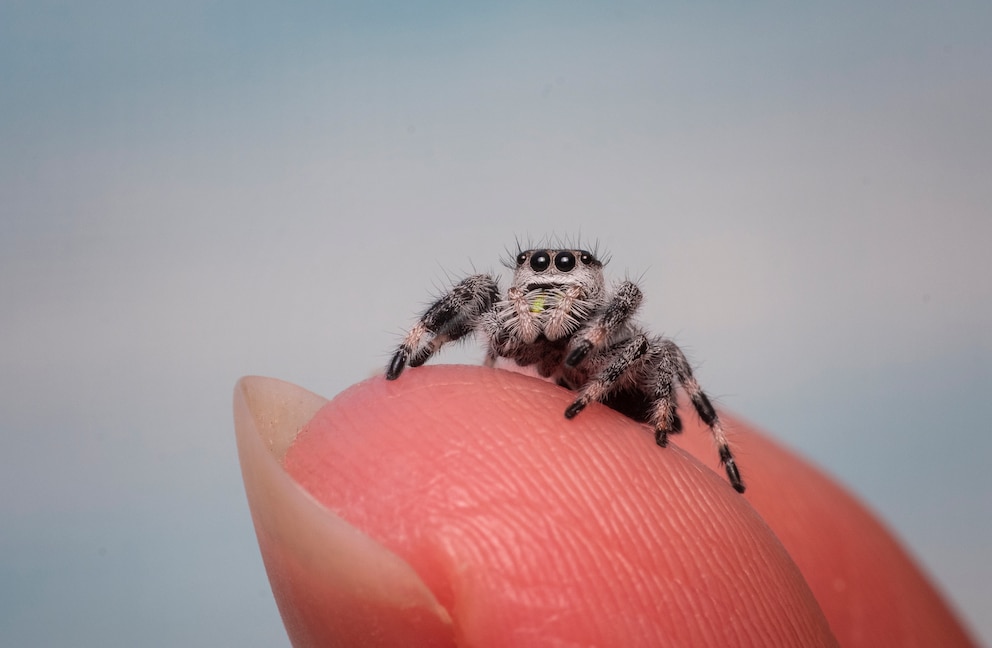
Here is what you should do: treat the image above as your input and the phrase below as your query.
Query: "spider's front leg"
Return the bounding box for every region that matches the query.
[565,280,643,368]
[386,274,499,380]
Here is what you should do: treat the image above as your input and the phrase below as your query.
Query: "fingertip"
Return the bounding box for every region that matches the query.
[287,366,836,646]
[675,415,976,647]
[234,376,455,647]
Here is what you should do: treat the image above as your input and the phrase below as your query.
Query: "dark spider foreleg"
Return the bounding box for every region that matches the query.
[565,334,649,419]
[566,280,643,367]
[386,274,499,380]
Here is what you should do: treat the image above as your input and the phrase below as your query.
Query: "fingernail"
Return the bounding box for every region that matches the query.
[234,377,453,646]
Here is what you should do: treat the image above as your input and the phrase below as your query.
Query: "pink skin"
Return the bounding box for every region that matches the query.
[234,367,976,647]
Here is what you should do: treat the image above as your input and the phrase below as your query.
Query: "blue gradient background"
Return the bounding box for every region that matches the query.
[2,2,989,645]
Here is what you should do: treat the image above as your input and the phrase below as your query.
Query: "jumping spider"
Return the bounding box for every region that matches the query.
[385,246,745,493]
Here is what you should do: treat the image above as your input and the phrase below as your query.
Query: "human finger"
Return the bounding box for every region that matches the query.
[283,365,836,646]
[675,416,976,647]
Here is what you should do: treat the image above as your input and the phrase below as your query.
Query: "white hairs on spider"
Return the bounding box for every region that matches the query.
[386,242,744,493]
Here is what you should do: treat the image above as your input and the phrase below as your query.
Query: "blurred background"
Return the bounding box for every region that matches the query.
[2,2,989,645]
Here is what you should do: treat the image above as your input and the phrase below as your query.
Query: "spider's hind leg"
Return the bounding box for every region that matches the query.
[656,339,746,493]
[681,372,745,494]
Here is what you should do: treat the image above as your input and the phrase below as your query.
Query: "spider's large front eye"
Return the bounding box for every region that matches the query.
[530,250,551,272]
[554,251,576,272]
[516,252,527,266]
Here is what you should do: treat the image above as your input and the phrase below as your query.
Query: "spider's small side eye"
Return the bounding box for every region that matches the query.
[579,251,596,265]
[554,251,576,272]
[516,252,528,266]
[530,250,551,272]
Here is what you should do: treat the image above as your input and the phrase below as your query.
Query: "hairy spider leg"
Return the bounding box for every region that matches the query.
[683,381,745,493]
[564,334,650,419]
[386,274,499,380]
[666,345,745,493]
[647,375,683,448]
[566,280,643,367]
[384,245,747,494]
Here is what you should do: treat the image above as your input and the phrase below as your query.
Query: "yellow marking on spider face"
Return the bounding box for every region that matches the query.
[530,294,547,313]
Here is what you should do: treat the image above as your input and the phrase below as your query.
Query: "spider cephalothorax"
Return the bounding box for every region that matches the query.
[385,246,745,493]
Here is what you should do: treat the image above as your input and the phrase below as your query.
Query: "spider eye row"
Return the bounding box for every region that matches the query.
[516,249,597,272]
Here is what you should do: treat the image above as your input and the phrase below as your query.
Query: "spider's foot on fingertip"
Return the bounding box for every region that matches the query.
[564,400,587,419]
[728,467,746,493]
[386,351,407,380]
[719,445,746,493]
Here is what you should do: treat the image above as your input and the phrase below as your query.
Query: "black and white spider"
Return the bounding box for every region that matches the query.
[385,245,745,493]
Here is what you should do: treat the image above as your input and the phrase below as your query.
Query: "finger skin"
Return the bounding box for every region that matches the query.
[234,376,455,648]
[285,366,837,646]
[675,417,977,647]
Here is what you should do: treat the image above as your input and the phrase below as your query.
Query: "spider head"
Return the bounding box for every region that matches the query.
[510,249,606,297]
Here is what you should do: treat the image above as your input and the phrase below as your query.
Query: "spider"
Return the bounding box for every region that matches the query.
[385,245,745,493]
